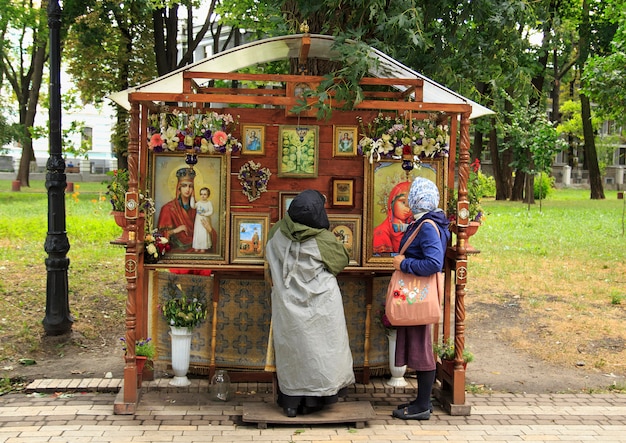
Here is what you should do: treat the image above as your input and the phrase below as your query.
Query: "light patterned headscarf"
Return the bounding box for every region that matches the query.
[408,177,439,215]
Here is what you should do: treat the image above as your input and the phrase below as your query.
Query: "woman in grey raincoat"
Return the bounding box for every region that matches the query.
[265,189,355,418]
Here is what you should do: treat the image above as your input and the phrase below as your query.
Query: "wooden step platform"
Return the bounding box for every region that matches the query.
[242,401,375,429]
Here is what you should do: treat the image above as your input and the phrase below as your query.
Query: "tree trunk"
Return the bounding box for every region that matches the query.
[153,6,179,76]
[489,118,512,201]
[579,0,604,200]
[581,94,605,199]
[471,130,483,165]
[15,7,48,188]
[113,106,129,170]
[523,151,535,204]
[512,171,525,201]
[502,92,516,201]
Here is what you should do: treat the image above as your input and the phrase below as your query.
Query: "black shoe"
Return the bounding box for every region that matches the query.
[284,407,297,417]
[392,407,430,420]
[396,402,433,413]
[300,404,323,415]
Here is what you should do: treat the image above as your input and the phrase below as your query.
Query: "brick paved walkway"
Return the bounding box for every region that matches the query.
[0,377,624,442]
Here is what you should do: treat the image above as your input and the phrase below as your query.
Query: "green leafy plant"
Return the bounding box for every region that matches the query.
[160,284,208,330]
[434,338,474,363]
[447,158,486,223]
[120,337,155,359]
[104,169,129,212]
[534,172,555,199]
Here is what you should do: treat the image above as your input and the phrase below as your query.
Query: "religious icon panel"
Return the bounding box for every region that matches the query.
[364,158,446,266]
[151,154,229,262]
[277,125,319,178]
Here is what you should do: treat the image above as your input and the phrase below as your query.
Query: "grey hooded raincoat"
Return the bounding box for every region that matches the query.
[265,190,355,398]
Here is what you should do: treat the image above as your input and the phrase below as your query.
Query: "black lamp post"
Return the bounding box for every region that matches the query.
[42,0,73,335]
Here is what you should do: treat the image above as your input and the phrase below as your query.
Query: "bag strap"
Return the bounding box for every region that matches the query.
[398,219,441,255]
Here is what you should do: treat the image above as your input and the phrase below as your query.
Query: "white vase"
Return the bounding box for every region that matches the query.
[169,325,193,387]
[386,329,408,387]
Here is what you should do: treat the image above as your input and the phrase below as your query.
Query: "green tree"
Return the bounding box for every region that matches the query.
[0,0,48,187]
[64,0,157,169]
[581,1,626,123]
[64,0,253,165]
[577,0,619,199]
[502,104,567,204]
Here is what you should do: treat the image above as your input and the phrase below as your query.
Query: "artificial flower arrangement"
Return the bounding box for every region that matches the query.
[160,283,208,330]
[144,232,171,259]
[138,190,171,260]
[120,336,155,359]
[357,112,450,164]
[105,168,129,212]
[237,160,271,202]
[147,110,242,154]
[447,158,485,223]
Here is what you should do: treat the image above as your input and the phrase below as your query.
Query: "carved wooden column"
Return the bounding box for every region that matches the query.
[452,111,471,408]
[115,101,140,414]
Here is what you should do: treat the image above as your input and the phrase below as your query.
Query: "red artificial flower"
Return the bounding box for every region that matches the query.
[471,158,481,173]
[402,145,412,155]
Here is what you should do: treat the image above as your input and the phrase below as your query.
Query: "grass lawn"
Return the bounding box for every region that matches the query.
[0,179,126,364]
[0,179,625,382]
[469,189,625,373]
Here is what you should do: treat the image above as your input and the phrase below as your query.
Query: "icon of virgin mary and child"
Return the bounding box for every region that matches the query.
[157,167,217,253]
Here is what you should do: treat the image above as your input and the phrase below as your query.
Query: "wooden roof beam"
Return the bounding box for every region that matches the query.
[298,35,311,74]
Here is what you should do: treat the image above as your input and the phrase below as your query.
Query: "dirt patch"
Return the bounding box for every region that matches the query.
[465,299,625,393]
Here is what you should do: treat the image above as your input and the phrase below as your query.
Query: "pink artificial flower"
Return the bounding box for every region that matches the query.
[212,130,228,146]
[149,133,163,149]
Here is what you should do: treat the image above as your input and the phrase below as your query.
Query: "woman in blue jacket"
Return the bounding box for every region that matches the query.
[391,177,450,420]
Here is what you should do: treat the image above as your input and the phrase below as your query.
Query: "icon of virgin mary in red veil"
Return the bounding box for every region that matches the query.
[372,181,414,254]
[157,167,197,252]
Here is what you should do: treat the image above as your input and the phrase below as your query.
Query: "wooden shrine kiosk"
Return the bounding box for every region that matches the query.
[109,34,492,415]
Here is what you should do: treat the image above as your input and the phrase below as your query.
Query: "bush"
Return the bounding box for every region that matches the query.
[477,171,496,198]
[534,172,555,199]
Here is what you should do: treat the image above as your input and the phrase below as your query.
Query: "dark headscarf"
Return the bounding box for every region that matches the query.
[287,189,329,229]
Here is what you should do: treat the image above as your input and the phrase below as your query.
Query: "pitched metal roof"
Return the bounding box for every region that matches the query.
[109,34,493,119]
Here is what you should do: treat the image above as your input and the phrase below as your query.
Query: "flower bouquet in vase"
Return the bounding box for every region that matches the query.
[160,283,208,387]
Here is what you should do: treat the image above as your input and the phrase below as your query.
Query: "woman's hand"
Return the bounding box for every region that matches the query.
[392,254,405,271]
